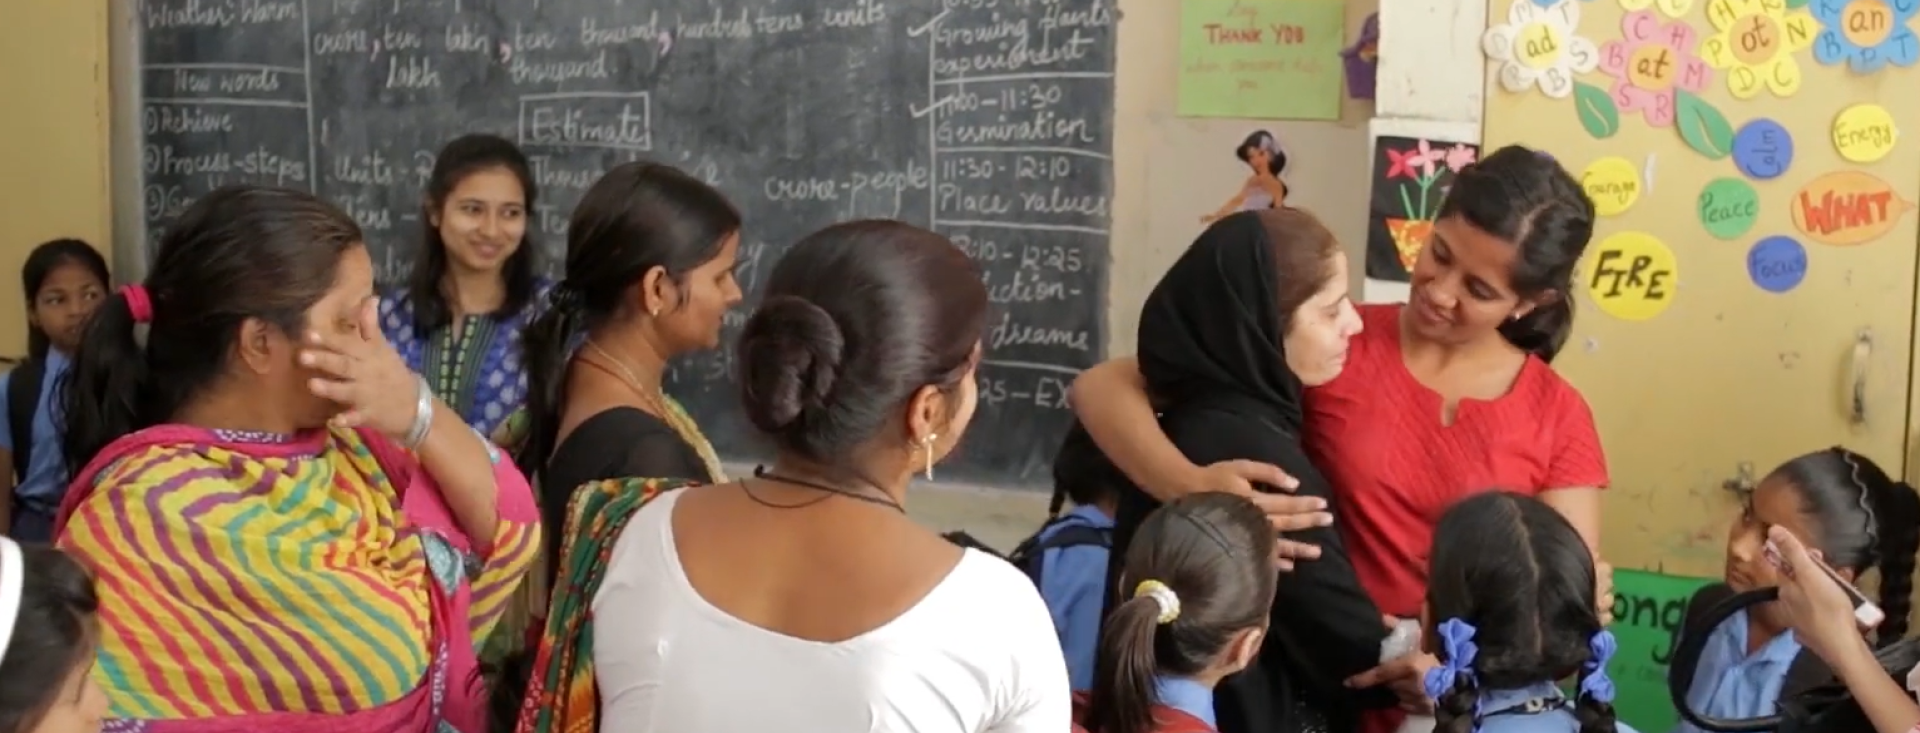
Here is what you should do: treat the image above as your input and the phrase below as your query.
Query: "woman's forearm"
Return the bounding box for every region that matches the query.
[1829,636,1920,733]
[1068,358,1198,500]
[1538,487,1602,552]
[414,399,502,547]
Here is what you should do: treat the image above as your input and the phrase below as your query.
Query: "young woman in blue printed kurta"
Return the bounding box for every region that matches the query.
[0,239,108,541]
[379,134,550,449]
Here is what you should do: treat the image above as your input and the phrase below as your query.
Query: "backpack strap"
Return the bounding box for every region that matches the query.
[1031,523,1113,553]
[1009,518,1112,584]
[7,359,45,486]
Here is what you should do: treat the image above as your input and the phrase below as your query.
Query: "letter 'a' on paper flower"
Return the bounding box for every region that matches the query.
[1696,0,1817,99]
[1483,0,1600,99]
[1598,10,1713,127]
[1809,0,1920,73]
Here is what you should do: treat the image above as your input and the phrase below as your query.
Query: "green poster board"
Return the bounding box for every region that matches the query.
[1175,0,1345,120]
[1608,569,1718,732]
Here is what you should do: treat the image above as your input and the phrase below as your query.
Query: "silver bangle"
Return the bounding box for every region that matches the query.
[402,375,434,450]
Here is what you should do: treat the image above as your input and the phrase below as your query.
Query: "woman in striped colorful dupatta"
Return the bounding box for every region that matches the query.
[52,185,541,733]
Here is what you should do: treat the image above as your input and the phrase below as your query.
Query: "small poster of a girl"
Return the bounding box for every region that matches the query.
[1200,130,1290,224]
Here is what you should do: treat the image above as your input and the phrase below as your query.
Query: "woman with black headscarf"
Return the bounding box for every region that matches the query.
[1098,208,1390,733]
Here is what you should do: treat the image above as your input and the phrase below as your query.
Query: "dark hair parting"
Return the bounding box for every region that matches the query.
[1437,145,1596,363]
[1426,492,1617,733]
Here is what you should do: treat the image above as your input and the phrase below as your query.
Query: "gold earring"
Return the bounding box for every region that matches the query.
[922,433,938,480]
[649,306,660,318]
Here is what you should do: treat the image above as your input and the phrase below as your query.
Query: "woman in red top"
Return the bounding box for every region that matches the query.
[1071,145,1611,715]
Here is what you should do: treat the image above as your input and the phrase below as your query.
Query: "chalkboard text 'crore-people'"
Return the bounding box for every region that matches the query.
[762,162,933,204]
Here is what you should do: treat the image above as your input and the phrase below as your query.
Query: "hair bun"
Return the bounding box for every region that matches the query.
[737,295,845,433]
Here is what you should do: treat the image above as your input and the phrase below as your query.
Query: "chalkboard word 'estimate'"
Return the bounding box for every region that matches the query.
[518,93,652,152]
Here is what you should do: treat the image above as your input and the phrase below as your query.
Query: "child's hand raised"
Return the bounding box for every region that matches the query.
[1344,652,1440,714]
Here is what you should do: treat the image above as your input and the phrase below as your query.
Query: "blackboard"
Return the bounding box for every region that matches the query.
[136,0,1115,489]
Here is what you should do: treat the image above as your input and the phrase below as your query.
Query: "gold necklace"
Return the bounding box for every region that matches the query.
[582,340,728,482]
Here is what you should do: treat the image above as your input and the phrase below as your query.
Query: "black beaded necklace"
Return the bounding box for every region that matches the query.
[745,465,906,515]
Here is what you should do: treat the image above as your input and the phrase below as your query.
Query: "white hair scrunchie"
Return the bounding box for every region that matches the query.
[0,537,23,666]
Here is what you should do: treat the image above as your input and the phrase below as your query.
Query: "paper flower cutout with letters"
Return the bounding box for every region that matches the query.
[1620,0,1696,19]
[1599,10,1713,126]
[1697,0,1817,98]
[1483,0,1600,98]
[1809,0,1920,73]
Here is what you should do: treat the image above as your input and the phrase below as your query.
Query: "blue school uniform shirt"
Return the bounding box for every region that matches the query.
[379,280,551,441]
[1159,676,1216,729]
[1471,681,1644,733]
[0,350,71,541]
[1037,504,1114,691]
[1671,608,1801,733]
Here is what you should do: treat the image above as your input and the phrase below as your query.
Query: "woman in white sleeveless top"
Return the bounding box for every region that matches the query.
[594,220,1069,732]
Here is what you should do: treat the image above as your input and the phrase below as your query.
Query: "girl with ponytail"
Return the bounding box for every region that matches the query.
[1671,447,1920,733]
[1079,492,1277,733]
[1419,492,1635,733]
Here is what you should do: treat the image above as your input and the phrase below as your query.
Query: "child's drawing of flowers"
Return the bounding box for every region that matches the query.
[1380,140,1478,269]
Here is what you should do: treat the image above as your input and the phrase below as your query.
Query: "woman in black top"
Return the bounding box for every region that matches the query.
[1103,208,1391,733]
[515,161,744,567]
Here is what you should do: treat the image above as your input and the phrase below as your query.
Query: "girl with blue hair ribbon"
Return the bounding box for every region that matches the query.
[1414,492,1637,733]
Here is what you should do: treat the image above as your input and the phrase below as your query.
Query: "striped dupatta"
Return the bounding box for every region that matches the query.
[56,424,541,733]
[515,477,691,733]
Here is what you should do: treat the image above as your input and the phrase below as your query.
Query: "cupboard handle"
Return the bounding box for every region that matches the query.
[1850,329,1872,425]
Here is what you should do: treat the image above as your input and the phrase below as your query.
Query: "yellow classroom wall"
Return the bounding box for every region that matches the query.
[0,0,114,358]
[1480,0,1920,576]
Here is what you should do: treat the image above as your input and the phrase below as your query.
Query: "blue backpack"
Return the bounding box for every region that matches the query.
[1006,517,1112,585]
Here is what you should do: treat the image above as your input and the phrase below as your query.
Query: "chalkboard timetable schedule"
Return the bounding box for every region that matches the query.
[137,0,1116,489]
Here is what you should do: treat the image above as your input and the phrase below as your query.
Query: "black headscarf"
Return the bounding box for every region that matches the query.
[1136,210,1305,431]
[1108,210,1395,733]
